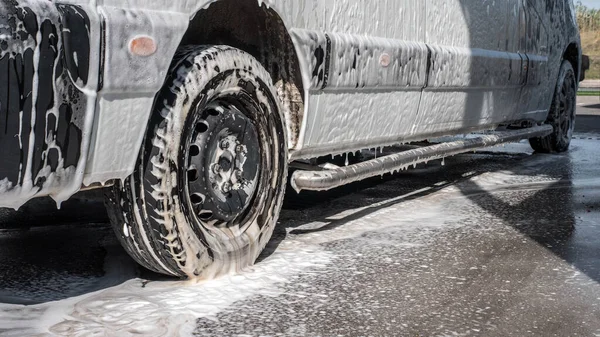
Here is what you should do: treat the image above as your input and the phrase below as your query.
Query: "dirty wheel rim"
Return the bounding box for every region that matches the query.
[185,97,261,224]
[557,72,576,145]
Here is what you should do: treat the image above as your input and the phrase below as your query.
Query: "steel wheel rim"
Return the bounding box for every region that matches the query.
[557,72,576,145]
[184,96,262,225]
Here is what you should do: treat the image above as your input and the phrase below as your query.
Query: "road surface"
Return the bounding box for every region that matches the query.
[0,103,599,336]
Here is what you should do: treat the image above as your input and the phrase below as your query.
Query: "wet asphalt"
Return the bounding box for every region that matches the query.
[0,99,599,336]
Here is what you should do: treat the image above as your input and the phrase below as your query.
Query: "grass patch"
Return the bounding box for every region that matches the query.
[580,30,600,80]
[578,91,600,96]
[585,55,600,80]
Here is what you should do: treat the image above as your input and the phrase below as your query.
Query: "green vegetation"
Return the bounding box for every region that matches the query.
[577,2,600,79]
[577,90,600,96]
[581,30,600,79]
[576,2,600,32]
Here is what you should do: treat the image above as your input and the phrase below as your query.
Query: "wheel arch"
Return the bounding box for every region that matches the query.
[180,0,306,149]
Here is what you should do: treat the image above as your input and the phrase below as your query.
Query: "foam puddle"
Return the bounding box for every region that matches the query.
[0,160,582,336]
[0,184,464,336]
[0,244,332,336]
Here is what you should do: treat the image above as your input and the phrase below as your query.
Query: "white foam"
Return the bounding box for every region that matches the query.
[0,244,332,336]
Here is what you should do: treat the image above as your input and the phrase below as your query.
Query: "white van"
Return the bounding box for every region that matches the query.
[0,0,582,278]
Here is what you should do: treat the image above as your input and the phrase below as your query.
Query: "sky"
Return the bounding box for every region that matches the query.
[579,0,600,9]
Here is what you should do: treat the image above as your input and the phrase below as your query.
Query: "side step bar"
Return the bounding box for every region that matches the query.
[290,125,553,192]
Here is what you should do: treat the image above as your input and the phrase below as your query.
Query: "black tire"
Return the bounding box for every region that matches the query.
[529,61,577,153]
[105,45,288,278]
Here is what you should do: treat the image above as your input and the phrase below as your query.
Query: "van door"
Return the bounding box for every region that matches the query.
[415,0,524,138]
[517,0,551,121]
[283,0,429,158]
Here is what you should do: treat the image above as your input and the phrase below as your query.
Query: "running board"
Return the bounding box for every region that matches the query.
[290,125,553,192]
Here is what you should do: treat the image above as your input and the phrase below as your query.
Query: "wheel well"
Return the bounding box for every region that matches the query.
[180,0,305,147]
[563,43,580,81]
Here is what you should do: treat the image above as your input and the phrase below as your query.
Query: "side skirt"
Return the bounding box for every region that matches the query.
[290,125,553,192]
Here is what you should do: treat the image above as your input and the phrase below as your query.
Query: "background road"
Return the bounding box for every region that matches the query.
[0,100,599,336]
[577,95,600,134]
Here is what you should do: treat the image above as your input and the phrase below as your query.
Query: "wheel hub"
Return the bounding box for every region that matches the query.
[210,134,253,196]
[186,100,261,223]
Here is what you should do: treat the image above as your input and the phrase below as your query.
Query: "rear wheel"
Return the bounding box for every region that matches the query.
[529,61,577,153]
[105,45,288,278]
